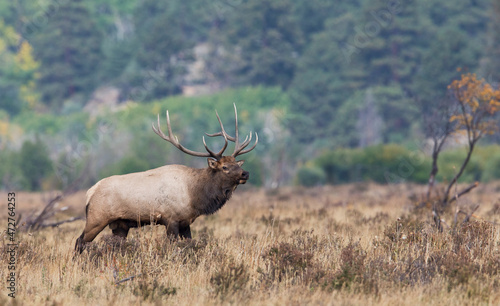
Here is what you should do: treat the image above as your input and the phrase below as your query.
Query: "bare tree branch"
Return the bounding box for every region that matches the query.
[424,96,456,200]
[39,216,84,228]
[462,204,480,224]
[115,274,143,285]
[448,182,479,205]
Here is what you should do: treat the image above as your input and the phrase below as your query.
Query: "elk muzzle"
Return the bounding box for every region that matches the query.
[239,171,249,184]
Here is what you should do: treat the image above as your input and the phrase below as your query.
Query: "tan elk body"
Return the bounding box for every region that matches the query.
[75,105,257,253]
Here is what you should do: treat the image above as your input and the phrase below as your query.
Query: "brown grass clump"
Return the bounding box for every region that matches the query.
[1,183,500,305]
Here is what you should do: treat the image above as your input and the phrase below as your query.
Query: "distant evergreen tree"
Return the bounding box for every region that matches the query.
[485,0,500,85]
[414,28,476,113]
[288,14,366,144]
[370,84,418,143]
[131,0,207,100]
[291,0,358,44]
[0,2,16,31]
[216,0,304,89]
[30,0,103,110]
[358,1,426,90]
[427,0,489,33]
[19,137,53,191]
[414,0,487,114]
[0,22,39,116]
[99,38,135,87]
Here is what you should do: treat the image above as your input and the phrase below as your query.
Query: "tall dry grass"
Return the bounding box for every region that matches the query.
[1,182,500,305]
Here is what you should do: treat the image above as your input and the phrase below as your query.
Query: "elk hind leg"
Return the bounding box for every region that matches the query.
[109,220,130,239]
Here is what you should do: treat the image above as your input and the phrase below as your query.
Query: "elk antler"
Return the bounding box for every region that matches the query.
[152,110,228,160]
[152,104,257,160]
[205,104,258,157]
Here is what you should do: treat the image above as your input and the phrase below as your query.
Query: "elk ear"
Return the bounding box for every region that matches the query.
[236,160,245,167]
[208,158,218,169]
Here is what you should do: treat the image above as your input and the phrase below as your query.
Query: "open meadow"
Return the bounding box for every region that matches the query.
[1,182,500,305]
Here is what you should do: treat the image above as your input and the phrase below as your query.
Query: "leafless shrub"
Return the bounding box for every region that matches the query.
[345,209,364,221]
[377,218,499,291]
[132,279,177,301]
[210,260,249,297]
[487,201,500,215]
[330,242,367,291]
[83,235,142,264]
[361,212,391,226]
[259,242,314,284]
[383,216,426,244]
[174,236,209,266]
[326,219,355,235]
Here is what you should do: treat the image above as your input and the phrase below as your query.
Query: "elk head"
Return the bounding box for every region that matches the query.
[152,104,258,187]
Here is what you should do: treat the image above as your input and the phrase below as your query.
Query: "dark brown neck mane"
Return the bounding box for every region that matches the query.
[189,167,237,216]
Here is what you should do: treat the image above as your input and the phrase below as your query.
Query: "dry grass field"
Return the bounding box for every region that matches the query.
[2,182,500,305]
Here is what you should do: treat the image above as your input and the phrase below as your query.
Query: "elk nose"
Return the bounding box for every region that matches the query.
[241,171,249,180]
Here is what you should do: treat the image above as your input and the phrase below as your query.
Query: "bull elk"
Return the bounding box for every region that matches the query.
[75,104,257,253]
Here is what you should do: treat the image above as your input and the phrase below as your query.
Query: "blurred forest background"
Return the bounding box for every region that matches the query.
[2,0,500,191]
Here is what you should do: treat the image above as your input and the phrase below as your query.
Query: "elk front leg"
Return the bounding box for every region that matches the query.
[179,224,192,239]
[75,219,108,253]
[164,221,180,238]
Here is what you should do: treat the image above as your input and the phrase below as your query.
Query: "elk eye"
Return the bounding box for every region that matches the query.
[222,166,228,170]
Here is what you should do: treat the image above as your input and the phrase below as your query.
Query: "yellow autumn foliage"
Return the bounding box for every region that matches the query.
[0,21,41,111]
[14,41,40,72]
[0,120,8,137]
[448,73,500,137]
[0,20,19,46]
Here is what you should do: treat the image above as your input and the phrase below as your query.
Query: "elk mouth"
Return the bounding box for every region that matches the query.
[239,171,249,184]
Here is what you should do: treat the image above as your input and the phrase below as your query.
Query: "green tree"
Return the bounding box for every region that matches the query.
[29,0,103,110]
[288,14,366,144]
[371,84,418,143]
[84,0,137,86]
[0,148,25,190]
[357,1,427,90]
[84,0,137,33]
[19,137,53,191]
[215,0,303,89]
[485,0,500,85]
[414,28,477,113]
[130,0,208,100]
[0,21,39,116]
[0,31,22,115]
[291,0,355,43]
[415,0,487,113]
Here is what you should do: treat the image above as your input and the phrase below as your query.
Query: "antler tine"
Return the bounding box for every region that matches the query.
[239,134,251,150]
[205,110,236,141]
[152,111,214,158]
[152,112,170,141]
[231,103,258,157]
[234,132,258,156]
[233,103,239,148]
[166,111,176,143]
[203,133,228,159]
